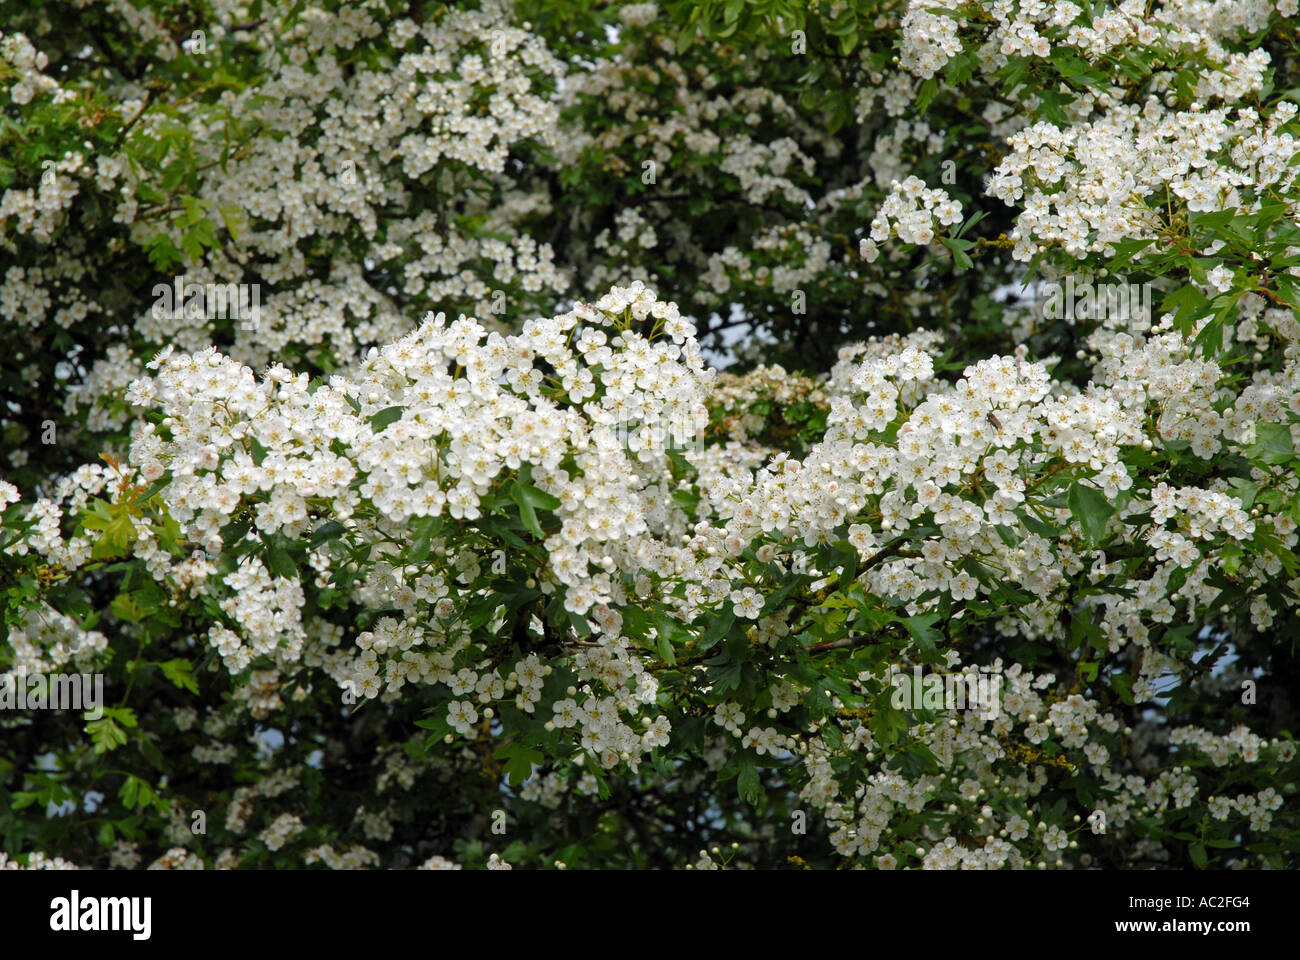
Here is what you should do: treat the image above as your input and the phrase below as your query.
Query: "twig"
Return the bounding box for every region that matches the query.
[112,86,159,150]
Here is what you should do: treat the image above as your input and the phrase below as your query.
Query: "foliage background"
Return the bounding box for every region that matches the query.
[1,0,1298,870]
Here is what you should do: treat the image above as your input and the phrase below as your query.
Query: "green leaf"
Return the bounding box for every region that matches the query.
[1189,842,1208,869]
[494,742,543,787]
[1068,483,1115,546]
[1160,284,1209,334]
[144,233,181,271]
[109,592,146,623]
[1227,476,1258,509]
[87,717,128,754]
[902,612,942,659]
[368,406,405,432]
[915,77,939,114]
[654,613,691,666]
[1110,673,1135,706]
[138,734,168,772]
[869,701,908,747]
[264,539,298,579]
[118,775,140,810]
[697,609,735,653]
[712,661,742,694]
[91,510,137,560]
[941,237,974,270]
[737,756,763,806]
[509,480,562,540]
[310,520,346,548]
[158,659,199,694]
[1246,422,1294,466]
[103,707,138,728]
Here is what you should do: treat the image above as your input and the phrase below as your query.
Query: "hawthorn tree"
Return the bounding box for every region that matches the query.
[0,0,1297,870]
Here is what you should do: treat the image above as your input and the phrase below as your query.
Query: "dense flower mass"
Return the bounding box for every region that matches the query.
[1,0,1298,871]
